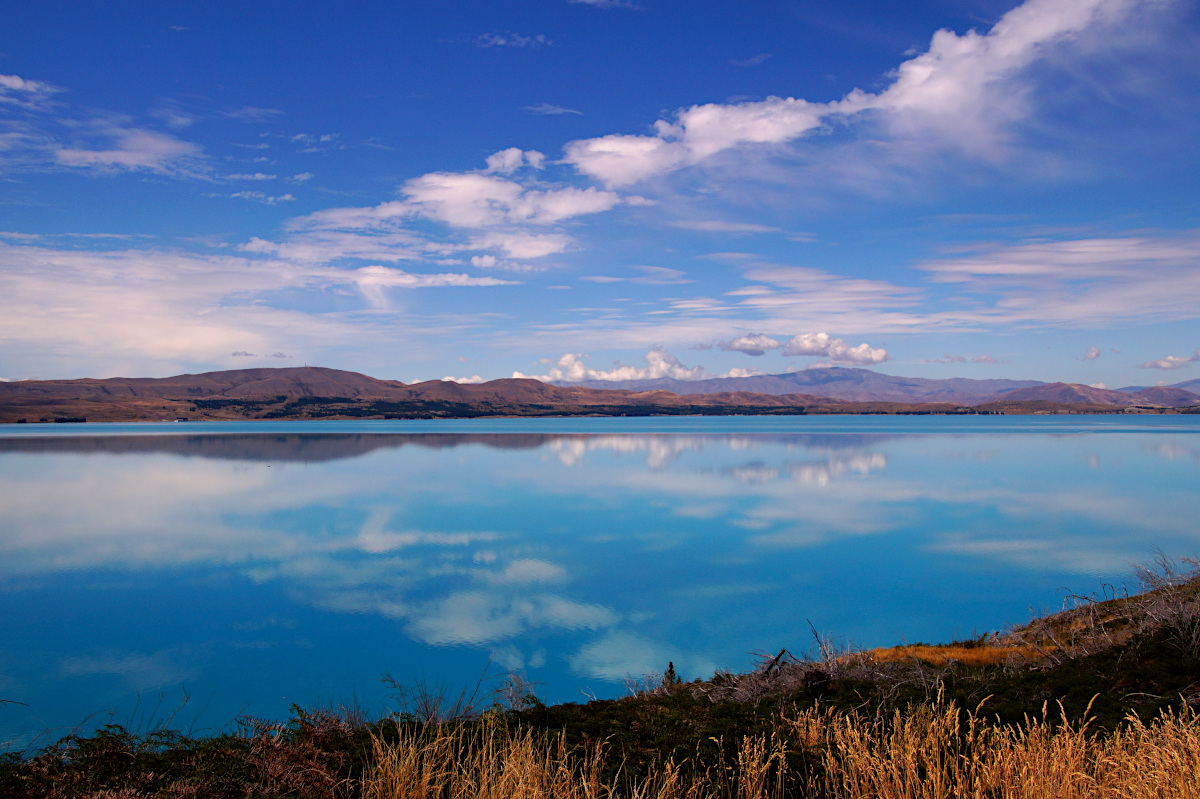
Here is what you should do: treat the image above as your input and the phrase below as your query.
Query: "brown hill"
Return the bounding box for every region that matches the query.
[0,367,978,422]
[0,366,408,401]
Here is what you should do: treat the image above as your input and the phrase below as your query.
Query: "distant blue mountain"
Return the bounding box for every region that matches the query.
[1116,377,1200,393]
[566,367,1046,405]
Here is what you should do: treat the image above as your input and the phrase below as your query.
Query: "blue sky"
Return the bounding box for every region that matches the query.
[1,0,1198,387]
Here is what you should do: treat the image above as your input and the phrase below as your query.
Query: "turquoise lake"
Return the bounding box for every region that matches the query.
[2,415,1199,748]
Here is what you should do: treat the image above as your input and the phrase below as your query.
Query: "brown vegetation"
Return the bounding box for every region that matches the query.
[361,702,1200,799]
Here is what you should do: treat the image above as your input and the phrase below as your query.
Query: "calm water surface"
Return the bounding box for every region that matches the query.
[2,415,1199,748]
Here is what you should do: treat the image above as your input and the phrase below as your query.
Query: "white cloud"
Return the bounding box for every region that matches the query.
[669,220,781,234]
[261,151,621,266]
[916,233,1200,327]
[401,171,620,227]
[229,191,294,204]
[225,172,276,181]
[717,367,762,378]
[1082,346,1102,360]
[0,74,53,93]
[442,374,485,383]
[780,332,888,364]
[352,264,515,307]
[56,128,201,174]
[580,266,689,285]
[0,242,515,366]
[243,229,432,263]
[475,32,551,48]
[526,103,583,116]
[731,53,771,68]
[469,231,574,259]
[484,147,545,174]
[562,0,1156,187]
[221,106,283,122]
[516,346,705,382]
[1139,349,1199,370]
[719,333,780,356]
[0,72,59,110]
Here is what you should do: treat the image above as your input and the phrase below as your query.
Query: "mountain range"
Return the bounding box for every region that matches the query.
[1,366,1198,423]
[567,367,1200,407]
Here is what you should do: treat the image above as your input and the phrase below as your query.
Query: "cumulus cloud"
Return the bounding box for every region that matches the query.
[562,0,1154,187]
[442,374,486,384]
[516,346,705,382]
[719,333,780,356]
[484,147,545,174]
[258,150,622,266]
[402,171,618,227]
[780,332,888,364]
[1082,346,1102,360]
[1139,349,1200,370]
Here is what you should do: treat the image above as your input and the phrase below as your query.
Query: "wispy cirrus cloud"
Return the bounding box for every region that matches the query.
[55,126,202,175]
[526,103,583,116]
[0,241,516,371]
[915,233,1200,328]
[731,53,771,68]
[475,32,551,49]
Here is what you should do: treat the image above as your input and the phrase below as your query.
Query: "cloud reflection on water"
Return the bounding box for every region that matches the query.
[2,423,1200,722]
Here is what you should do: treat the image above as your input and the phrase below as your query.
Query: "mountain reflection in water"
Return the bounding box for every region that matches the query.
[0,431,896,464]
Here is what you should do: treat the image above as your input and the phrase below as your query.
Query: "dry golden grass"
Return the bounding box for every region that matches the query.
[363,703,1200,799]
[859,644,1044,667]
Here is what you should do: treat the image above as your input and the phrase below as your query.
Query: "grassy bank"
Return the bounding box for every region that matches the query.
[4,557,1198,798]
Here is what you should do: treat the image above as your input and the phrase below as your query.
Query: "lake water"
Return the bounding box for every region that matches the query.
[2,415,1199,748]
